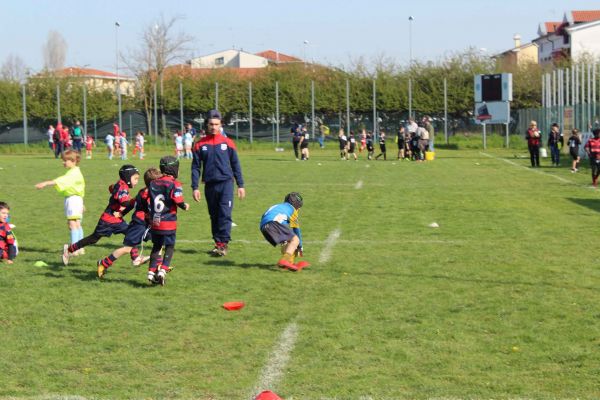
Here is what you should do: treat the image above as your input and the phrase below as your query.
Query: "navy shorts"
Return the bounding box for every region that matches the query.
[123,222,151,247]
[151,232,176,247]
[93,220,129,237]
[261,222,295,247]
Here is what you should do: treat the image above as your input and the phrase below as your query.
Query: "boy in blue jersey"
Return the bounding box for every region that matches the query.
[259,192,310,271]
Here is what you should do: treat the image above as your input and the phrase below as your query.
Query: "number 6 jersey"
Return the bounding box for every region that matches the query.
[149,175,186,235]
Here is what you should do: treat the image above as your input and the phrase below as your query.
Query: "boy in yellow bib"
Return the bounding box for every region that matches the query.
[36,149,86,253]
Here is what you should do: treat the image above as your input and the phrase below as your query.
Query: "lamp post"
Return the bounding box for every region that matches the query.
[115,21,123,133]
[303,40,309,67]
[408,16,414,120]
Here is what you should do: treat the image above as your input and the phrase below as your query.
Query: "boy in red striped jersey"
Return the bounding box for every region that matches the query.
[97,167,163,279]
[147,156,190,286]
[63,165,139,265]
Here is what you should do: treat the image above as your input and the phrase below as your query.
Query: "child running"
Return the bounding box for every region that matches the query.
[147,156,190,286]
[338,129,348,160]
[260,192,309,271]
[347,131,358,160]
[184,129,193,159]
[35,149,86,254]
[0,202,17,264]
[97,167,162,278]
[62,165,140,265]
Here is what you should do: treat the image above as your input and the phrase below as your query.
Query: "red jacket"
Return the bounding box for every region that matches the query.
[526,128,541,146]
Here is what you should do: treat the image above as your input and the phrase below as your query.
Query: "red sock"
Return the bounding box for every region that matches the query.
[68,243,79,253]
[130,247,139,260]
[100,254,116,269]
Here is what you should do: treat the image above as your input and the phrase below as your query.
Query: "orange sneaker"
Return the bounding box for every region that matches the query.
[277,258,295,270]
[295,261,311,270]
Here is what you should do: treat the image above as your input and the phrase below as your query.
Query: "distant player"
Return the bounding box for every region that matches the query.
[299,126,310,161]
[375,130,387,160]
[175,132,184,159]
[184,129,193,159]
[567,128,581,173]
[105,132,115,160]
[133,131,145,160]
[119,134,128,160]
[147,156,190,286]
[338,129,348,160]
[259,192,309,271]
[584,128,600,187]
[347,131,358,160]
[0,202,17,264]
[97,168,163,279]
[366,131,375,160]
[63,165,140,265]
[85,135,95,159]
[35,149,86,254]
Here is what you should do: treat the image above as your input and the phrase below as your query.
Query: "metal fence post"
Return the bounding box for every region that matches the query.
[153,82,158,144]
[83,85,88,137]
[179,81,184,134]
[275,81,280,145]
[56,84,61,123]
[249,81,253,144]
[22,84,28,145]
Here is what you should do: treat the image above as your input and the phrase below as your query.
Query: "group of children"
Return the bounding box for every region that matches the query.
[104,128,146,161]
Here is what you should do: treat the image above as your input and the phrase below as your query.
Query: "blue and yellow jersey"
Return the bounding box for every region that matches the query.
[260,202,302,246]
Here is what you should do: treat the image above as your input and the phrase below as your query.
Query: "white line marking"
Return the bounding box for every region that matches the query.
[354,180,363,189]
[319,229,341,263]
[480,152,575,184]
[252,321,299,397]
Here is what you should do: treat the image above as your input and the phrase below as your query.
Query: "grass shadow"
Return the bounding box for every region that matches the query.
[203,259,279,271]
[567,197,600,214]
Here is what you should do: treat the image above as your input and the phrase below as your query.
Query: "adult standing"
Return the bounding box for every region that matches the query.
[406,117,418,137]
[424,116,435,152]
[71,120,84,153]
[547,123,564,167]
[185,122,197,138]
[417,122,429,161]
[291,125,302,160]
[526,120,541,168]
[54,122,65,158]
[191,110,245,256]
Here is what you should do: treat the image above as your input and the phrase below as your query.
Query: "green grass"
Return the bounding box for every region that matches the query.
[1,145,600,399]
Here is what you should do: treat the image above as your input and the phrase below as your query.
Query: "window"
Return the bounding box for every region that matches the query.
[215,57,224,66]
[563,34,569,45]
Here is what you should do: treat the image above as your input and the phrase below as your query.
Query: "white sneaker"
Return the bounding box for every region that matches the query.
[157,269,166,286]
[147,271,156,284]
[62,244,70,265]
[132,255,150,266]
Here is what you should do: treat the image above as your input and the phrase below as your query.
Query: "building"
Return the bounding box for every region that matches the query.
[44,67,137,96]
[494,34,539,68]
[190,49,269,69]
[254,50,302,65]
[534,10,600,65]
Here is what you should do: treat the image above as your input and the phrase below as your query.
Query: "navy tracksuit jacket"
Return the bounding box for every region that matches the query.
[191,133,244,243]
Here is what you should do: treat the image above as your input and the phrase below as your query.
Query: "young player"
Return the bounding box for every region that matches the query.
[184,129,193,159]
[97,168,162,278]
[259,192,309,271]
[568,128,581,172]
[375,130,387,160]
[35,149,86,254]
[147,156,190,285]
[585,128,600,187]
[175,131,184,159]
[338,129,348,160]
[105,132,115,160]
[0,202,17,264]
[62,165,140,265]
[359,129,367,153]
[366,131,375,160]
[347,131,358,160]
[299,126,310,161]
[120,134,129,160]
[85,135,95,159]
[396,126,406,160]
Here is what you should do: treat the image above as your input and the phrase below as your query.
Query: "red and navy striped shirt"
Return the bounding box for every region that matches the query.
[131,187,150,224]
[100,180,134,224]
[149,176,185,233]
[0,222,15,251]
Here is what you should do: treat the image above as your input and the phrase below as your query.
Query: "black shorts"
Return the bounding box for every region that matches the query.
[93,220,129,237]
[261,221,295,246]
[123,222,151,246]
[151,232,176,247]
[397,140,405,149]
[367,144,374,152]
[570,149,579,160]
[348,145,355,154]
[300,142,309,149]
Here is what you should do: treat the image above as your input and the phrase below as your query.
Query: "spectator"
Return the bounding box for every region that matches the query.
[547,123,564,167]
[185,123,197,138]
[291,125,302,160]
[53,123,65,158]
[71,120,84,152]
[424,116,435,152]
[417,123,429,161]
[406,117,418,136]
[526,120,541,168]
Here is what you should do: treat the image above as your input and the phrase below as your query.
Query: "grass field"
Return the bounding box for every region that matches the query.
[1,143,600,399]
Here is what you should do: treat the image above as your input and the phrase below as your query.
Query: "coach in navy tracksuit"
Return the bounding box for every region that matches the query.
[191,110,245,256]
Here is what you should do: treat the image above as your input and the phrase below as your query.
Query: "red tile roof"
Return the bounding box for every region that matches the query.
[571,10,600,23]
[544,21,562,33]
[54,67,133,80]
[165,64,266,79]
[255,50,302,63]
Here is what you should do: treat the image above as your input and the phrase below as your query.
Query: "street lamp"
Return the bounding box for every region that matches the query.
[115,21,123,133]
[408,16,414,120]
[303,40,309,67]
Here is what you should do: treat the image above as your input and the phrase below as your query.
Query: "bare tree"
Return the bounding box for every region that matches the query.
[122,15,193,138]
[42,30,68,71]
[1,53,28,82]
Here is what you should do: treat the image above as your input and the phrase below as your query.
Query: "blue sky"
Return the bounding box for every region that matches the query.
[2,0,599,73]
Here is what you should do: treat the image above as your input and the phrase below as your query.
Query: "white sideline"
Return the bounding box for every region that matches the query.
[319,229,341,264]
[251,321,299,398]
[354,179,363,189]
[480,152,575,185]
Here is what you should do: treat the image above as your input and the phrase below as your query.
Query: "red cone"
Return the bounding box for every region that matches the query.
[255,390,282,400]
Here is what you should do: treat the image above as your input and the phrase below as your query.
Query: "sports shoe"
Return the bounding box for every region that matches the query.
[295,260,311,270]
[147,271,157,285]
[97,261,106,279]
[62,244,70,266]
[132,255,150,266]
[277,258,295,270]
[157,269,167,286]
[212,243,228,257]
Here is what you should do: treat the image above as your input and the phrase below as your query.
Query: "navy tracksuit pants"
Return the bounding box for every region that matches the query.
[204,180,234,243]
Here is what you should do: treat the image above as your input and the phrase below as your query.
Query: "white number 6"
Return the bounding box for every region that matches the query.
[154,194,166,213]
